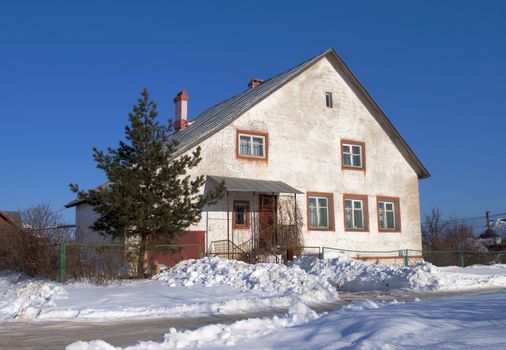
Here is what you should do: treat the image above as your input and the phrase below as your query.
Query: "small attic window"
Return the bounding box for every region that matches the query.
[325,92,333,108]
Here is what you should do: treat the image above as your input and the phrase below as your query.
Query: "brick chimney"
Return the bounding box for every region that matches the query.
[248,78,264,89]
[173,90,189,132]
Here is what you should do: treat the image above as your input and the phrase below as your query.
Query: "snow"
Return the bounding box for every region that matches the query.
[155,257,338,303]
[67,302,319,350]
[67,291,506,349]
[439,264,506,276]
[0,257,338,322]
[0,276,323,322]
[2,257,506,323]
[0,272,67,321]
[293,254,506,291]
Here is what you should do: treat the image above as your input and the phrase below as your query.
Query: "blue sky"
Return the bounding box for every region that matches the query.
[0,0,505,223]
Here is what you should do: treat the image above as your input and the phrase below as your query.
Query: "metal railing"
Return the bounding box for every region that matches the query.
[207,239,252,262]
[322,247,412,266]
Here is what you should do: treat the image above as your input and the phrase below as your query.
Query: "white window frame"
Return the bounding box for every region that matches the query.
[325,92,333,108]
[378,201,396,230]
[308,196,330,229]
[345,199,365,230]
[342,143,363,168]
[238,133,266,159]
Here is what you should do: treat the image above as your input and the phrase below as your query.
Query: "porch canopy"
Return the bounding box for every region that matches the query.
[207,175,303,194]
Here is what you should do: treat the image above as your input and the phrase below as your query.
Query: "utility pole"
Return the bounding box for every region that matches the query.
[486,211,491,231]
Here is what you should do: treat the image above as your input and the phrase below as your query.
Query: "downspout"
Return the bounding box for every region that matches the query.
[252,191,256,252]
[205,209,209,255]
[226,190,230,258]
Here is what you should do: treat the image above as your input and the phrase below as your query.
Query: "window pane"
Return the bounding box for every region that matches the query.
[354,209,363,229]
[386,203,393,210]
[236,212,245,225]
[318,198,328,208]
[352,155,362,167]
[319,207,328,227]
[352,146,361,155]
[343,145,350,153]
[240,136,251,155]
[252,137,264,157]
[343,154,351,166]
[386,211,395,229]
[379,202,385,210]
[235,204,247,226]
[379,211,385,229]
[309,197,317,207]
[353,200,362,209]
[345,208,353,228]
[309,207,318,227]
[345,199,352,209]
[326,93,333,108]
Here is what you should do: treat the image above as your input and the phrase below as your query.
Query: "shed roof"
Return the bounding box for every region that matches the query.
[207,176,303,194]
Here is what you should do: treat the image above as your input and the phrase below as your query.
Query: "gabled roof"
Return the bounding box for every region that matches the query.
[171,48,430,179]
[0,210,20,226]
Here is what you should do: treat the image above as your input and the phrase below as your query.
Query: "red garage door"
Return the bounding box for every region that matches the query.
[156,231,205,267]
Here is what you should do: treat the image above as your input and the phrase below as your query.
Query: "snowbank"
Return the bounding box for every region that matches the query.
[0,272,66,321]
[155,257,338,304]
[228,289,506,349]
[293,254,506,291]
[66,302,320,350]
[67,290,506,350]
[2,256,506,323]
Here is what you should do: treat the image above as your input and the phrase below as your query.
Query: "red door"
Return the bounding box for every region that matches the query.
[258,195,277,248]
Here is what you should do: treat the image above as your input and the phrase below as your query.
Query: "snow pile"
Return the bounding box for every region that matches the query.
[294,254,506,291]
[66,302,319,350]
[224,289,506,349]
[0,272,67,321]
[155,257,338,303]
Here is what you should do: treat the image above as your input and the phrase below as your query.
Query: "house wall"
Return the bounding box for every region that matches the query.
[75,203,122,244]
[75,55,424,256]
[186,56,423,253]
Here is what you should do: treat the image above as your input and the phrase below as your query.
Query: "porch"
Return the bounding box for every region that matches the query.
[204,175,303,260]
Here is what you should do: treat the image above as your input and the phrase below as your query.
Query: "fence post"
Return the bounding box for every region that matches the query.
[404,249,409,267]
[199,245,204,259]
[321,247,325,259]
[59,242,66,283]
[460,250,465,268]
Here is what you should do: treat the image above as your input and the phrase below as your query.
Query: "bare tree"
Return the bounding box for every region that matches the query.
[422,208,478,251]
[422,208,446,250]
[21,202,73,242]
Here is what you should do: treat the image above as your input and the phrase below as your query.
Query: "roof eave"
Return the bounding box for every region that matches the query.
[325,49,430,180]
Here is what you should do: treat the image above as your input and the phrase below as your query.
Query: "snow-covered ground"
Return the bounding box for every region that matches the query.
[68,290,506,349]
[0,258,337,322]
[2,255,506,324]
[294,255,506,291]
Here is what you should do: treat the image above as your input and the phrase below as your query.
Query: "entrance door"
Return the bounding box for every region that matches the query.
[258,195,277,248]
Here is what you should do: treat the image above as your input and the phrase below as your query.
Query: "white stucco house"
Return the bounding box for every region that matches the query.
[67,48,430,264]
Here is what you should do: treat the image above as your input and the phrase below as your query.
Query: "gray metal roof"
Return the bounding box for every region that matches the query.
[170,48,429,179]
[67,48,430,209]
[170,49,333,157]
[207,175,303,194]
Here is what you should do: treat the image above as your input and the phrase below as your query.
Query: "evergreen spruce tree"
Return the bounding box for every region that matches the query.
[70,89,224,277]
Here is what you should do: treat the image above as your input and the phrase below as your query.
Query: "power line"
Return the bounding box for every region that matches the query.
[421,212,506,226]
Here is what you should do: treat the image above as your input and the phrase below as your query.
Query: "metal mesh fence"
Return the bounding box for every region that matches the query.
[414,250,506,267]
[56,243,203,283]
